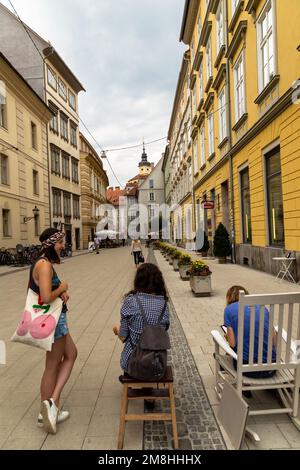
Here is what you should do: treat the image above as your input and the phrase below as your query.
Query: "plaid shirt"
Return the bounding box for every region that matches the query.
[119,292,170,372]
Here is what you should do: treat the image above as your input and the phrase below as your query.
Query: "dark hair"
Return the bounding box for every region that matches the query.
[39,228,62,264]
[125,263,168,301]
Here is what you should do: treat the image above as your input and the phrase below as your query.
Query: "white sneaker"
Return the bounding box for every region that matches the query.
[41,399,59,434]
[38,409,70,428]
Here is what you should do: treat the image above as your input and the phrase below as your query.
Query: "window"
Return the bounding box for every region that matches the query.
[197,15,202,41]
[266,148,284,246]
[192,85,197,117]
[47,66,57,90]
[70,122,77,147]
[217,1,225,53]
[31,122,37,150]
[206,36,212,79]
[60,113,68,141]
[149,179,154,189]
[200,126,206,167]
[234,52,246,122]
[191,39,195,64]
[68,90,76,111]
[62,153,70,180]
[63,192,72,217]
[149,192,155,202]
[51,145,60,175]
[258,0,275,91]
[240,167,252,243]
[58,78,67,101]
[73,195,80,219]
[218,87,227,142]
[33,170,39,195]
[193,137,199,175]
[232,0,239,16]
[0,85,7,128]
[52,188,62,217]
[208,112,215,156]
[2,209,11,237]
[71,158,79,184]
[198,64,204,103]
[49,104,59,134]
[0,154,8,185]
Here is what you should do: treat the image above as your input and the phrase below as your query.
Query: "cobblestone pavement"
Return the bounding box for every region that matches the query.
[155,248,300,450]
[144,248,226,450]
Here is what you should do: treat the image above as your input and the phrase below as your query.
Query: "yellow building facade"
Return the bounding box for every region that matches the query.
[178,0,300,278]
[0,53,52,248]
[79,133,109,249]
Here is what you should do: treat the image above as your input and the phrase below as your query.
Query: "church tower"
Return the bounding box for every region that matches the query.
[138,142,152,176]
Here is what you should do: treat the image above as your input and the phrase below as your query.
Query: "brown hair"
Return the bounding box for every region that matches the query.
[226,285,249,306]
[125,262,168,301]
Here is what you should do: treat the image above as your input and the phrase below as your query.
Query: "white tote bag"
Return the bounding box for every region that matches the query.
[11,288,63,352]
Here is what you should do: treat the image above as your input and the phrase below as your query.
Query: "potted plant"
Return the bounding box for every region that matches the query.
[198,232,210,257]
[213,223,232,264]
[189,260,212,296]
[168,247,176,265]
[178,254,192,280]
[172,250,182,271]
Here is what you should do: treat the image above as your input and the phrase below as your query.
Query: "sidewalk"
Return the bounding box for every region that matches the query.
[154,249,300,449]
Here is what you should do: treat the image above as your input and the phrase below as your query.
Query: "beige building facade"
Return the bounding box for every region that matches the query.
[79,133,109,249]
[0,53,52,249]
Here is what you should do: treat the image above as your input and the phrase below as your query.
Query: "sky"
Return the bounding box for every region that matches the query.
[2,0,186,187]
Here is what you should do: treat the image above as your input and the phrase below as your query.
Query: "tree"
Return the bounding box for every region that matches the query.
[213,223,232,258]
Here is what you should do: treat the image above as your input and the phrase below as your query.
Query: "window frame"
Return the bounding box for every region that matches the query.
[47,65,57,91]
[70,121,78,148]
[233,51,246,123]
[239,166,252,244]
[193,136,199,175]
[200,126,206,167]
[257,0,277,93]
[50,145,61,176]
[265,147,285,247]
[33,169,39,196]
[208,111,215,157]
[2,208,11,237]
[62,152,70,180]
[71,158,79,184]
[0,153,9,186]
[60,112,69,141]
[31,121,38,150]
[206,35,212,80]
[216,1,225,53]
[0,87,7,129]
[218,87,227,142]
[58,78,67,101]
[68,90,76,111]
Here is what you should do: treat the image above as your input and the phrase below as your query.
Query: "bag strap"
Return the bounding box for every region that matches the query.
[135,296,167,327]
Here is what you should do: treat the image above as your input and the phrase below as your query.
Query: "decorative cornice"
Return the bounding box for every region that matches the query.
[232,112,248,132]
[226,21,248,60]
[196,111,205,127]
[191,125,198,139]
[228,0,244,33]
[203,92,214,112]
[190,71,197,89]
[214,45,226,69]
[245,0,259,13]
[192,51,203,74]
[211,0,221,14]
[212,64,226,91]
[254,75,280,105]
[200,21,212,47]
[204,76,213,93]
[218,136,229,150]
[197,98,204,113]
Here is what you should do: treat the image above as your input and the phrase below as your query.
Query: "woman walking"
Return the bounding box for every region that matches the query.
[131,238,143,267]
[29,228,77,434]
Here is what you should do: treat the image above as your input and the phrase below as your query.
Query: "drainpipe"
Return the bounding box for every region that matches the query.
[43,60,52,228]
[225,0,236,264]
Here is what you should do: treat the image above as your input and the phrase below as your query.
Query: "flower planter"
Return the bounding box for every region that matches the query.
[173,259,179,271]
[179,264,191,280]
[169,257,174,266]
[190,275,212,297]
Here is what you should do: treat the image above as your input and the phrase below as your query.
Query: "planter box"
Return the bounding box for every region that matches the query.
[190,275,212,296]
[169,257,174,265]
[173,259,180,271]
[179,264,191,280]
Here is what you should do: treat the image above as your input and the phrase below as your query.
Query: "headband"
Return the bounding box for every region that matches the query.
[42,231,65,248]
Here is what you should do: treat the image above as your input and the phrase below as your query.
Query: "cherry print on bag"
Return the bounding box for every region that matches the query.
[16,311,32,336]
[30,315,56,339]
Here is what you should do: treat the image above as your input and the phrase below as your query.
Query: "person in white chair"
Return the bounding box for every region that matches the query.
[224,286,277,379]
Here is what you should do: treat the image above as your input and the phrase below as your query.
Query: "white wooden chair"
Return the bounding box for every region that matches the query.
[211,291,300,442]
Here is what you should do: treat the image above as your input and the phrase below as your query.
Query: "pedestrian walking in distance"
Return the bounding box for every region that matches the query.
[29,228,77,434]
[131,238,143,268]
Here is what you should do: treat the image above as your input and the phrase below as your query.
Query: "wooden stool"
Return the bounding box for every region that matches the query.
[117,366,179,450]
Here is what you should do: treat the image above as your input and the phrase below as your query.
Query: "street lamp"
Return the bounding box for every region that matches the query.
[23,206,40,224]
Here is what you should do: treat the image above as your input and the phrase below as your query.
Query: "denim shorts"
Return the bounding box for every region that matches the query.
[54,311,69,341]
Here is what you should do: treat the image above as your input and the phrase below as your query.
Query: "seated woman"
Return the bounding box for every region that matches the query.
[224,285,277,378]
[113,263,170,377]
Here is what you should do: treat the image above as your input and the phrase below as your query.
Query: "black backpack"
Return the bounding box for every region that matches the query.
[127,297,171,381]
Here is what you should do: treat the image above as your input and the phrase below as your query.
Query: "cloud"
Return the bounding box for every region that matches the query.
[2,0,186,186]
